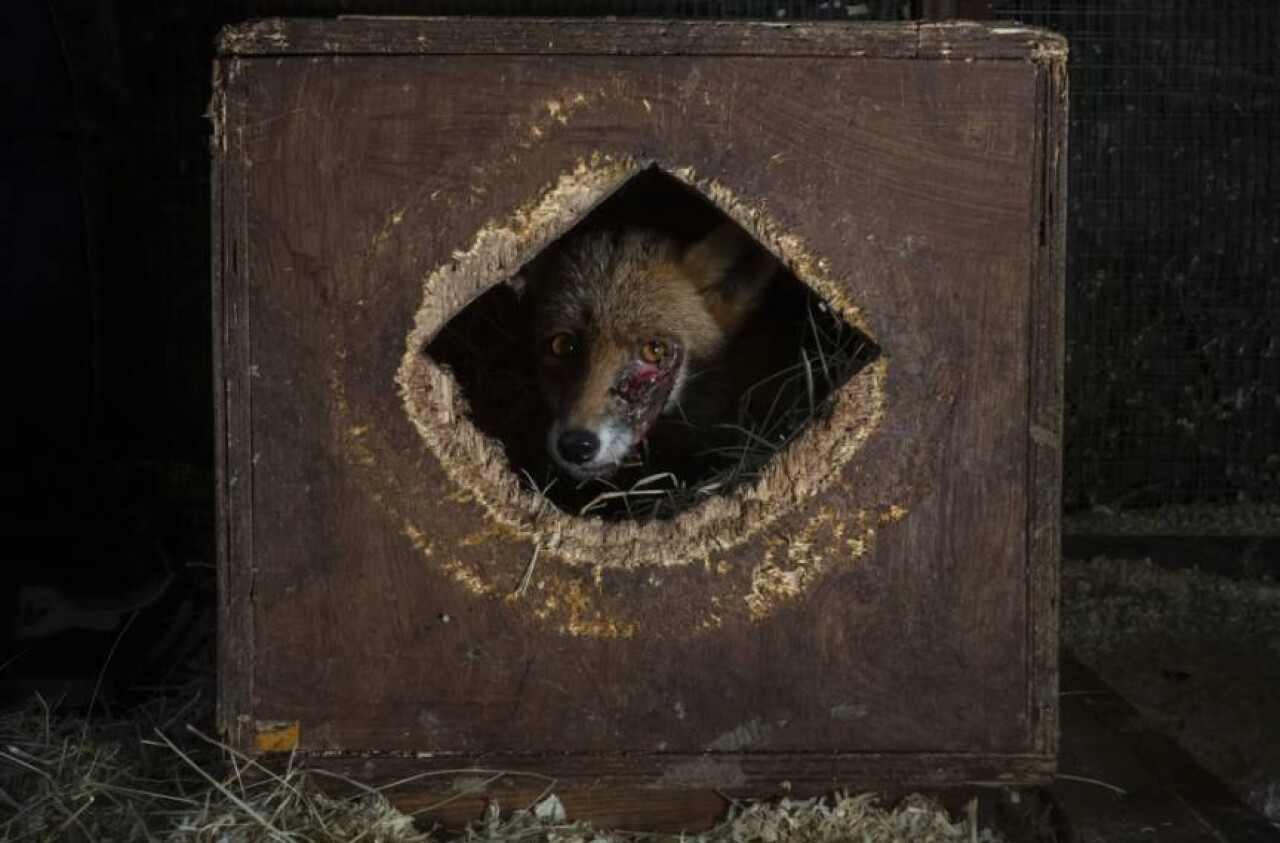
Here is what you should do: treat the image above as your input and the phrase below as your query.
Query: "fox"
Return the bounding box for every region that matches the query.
[521,224,779,480]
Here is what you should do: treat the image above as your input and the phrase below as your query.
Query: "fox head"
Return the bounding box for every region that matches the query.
[521,224,774,480]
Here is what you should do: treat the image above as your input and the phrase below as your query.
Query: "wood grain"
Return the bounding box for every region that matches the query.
[1025,51,1068,760]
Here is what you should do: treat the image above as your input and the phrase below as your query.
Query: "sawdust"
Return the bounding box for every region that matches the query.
[744,505,905,620]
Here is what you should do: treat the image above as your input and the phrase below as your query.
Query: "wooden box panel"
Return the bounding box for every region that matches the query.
[214,19,1066,789]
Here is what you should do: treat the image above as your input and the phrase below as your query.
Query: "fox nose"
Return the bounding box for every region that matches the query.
[556,429,600,465]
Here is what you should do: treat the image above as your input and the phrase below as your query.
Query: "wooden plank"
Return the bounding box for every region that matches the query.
[405,788,731,833]
[212,56,254,747]
[1054,655,1280,843]
[917,21,1064,59]
[1025,46,1067,760]
[216,18,1066,61]
[311,752,1055,794]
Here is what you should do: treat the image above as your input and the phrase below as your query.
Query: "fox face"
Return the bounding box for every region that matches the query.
[524,225,774,479]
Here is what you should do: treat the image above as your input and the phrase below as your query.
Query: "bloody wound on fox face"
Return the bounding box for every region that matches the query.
[524,224,775,480]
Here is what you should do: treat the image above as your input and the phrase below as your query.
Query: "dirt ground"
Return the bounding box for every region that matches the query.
[1060,552,1280,824]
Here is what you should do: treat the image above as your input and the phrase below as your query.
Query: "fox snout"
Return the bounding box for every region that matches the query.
[524,225,775,480]
[543,336,685,477]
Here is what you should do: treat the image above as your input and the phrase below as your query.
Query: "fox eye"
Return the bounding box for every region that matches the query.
[547,332,578,358]
[640,338,669,365]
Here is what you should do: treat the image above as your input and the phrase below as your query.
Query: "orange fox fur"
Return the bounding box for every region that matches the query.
[522,224,776,479]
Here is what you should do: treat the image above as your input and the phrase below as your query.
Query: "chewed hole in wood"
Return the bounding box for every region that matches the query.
[420,167,879,524]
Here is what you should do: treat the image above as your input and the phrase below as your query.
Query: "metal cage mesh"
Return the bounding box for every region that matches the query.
[992,1,1279,508]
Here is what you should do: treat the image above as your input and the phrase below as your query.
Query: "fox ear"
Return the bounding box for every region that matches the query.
[682,223,776,336]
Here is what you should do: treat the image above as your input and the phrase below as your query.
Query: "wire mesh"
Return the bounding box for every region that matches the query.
[992,1,1279,507]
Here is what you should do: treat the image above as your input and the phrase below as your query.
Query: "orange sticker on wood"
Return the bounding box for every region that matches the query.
[254,721,300,753]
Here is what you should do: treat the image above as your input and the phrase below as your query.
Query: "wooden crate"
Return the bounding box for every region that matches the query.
[213,18,1067,799]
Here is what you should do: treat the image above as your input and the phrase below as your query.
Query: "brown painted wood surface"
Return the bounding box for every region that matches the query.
[214,20,1065,788]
